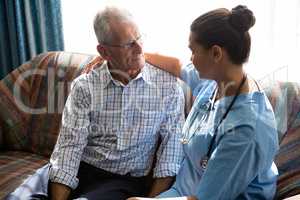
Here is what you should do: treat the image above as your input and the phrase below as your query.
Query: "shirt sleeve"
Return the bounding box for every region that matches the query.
[196,124,264,200]
[49,77,91,189]
[180,63,202,97]
[153,83,185,178]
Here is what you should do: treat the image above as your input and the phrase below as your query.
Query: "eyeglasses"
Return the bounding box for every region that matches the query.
[102,35,143,49]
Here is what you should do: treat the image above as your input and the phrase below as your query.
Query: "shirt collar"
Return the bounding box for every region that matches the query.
[101,61,152,88]
[97,61,112,88]
[139,63,152,85]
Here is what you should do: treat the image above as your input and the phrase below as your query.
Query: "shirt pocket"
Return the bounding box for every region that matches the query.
[117,110,162,150]
[88,111,119,147]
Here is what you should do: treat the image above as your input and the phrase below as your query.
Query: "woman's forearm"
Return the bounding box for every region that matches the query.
[145,53,182,77]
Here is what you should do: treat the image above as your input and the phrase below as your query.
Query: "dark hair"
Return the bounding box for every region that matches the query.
[191,5,256,65]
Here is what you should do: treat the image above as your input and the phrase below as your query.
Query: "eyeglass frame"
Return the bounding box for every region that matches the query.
[101,35,144,49]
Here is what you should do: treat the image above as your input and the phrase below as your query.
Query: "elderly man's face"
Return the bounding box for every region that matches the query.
[101,20,145,78]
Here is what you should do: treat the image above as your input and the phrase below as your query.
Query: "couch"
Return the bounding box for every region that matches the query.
[0,51,300,199]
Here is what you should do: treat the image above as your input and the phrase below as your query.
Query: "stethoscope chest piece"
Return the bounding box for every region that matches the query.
[180,138,189,144]
[200,156,208,170]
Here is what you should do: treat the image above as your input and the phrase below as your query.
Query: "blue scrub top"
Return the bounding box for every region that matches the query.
[180,63,209,97]
[159,81,279,200]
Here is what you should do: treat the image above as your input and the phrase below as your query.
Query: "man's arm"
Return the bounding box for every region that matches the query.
[49,182,72,200]
[49,77,91,199]
[150,82,185,196]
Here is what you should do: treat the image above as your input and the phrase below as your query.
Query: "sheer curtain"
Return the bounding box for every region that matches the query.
[61,0,300,82]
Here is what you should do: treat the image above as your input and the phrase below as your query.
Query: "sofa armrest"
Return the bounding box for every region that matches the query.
[283,194,300,200]
[263,81,300,199]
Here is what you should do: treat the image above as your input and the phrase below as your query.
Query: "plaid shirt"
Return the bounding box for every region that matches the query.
[49,61,185,189]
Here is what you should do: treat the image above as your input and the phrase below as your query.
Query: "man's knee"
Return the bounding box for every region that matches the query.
[6,164,51,200]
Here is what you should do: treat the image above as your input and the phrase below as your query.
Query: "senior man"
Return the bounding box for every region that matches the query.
[6,7,185,200]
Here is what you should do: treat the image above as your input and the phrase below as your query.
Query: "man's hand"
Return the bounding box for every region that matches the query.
[49,182,72,200]
[148,177,174,197]
[127,197,198,200]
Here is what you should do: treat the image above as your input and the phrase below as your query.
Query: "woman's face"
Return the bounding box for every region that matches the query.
[188,32,214,79]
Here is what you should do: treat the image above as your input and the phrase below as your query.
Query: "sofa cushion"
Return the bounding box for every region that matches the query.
[0,151,48,199]
[262,81,300,199]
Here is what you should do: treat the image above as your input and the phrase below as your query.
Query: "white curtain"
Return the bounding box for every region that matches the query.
[62,0,300,82]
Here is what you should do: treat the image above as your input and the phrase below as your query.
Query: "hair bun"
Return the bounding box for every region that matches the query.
[229,5,256,32]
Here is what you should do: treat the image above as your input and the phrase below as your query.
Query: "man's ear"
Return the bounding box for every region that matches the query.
[210,45,223,63]
[97,44,110,60]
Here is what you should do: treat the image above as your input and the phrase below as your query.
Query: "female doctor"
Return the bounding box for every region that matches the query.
[128,5,279,200]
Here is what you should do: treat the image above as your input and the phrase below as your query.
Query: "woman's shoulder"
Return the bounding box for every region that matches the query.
[222,91,277,136]
[239,91,275,123]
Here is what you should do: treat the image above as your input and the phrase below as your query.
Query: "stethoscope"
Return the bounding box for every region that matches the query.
[180,74,248,169]
[179,86,218,145]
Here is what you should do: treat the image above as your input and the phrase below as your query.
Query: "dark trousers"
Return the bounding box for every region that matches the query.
[6,162,148,200]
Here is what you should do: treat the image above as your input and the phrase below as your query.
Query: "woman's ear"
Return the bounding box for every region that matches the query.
[210,45,223,63]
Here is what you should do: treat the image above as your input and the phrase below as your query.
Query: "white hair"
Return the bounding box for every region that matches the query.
[93,6,136,44]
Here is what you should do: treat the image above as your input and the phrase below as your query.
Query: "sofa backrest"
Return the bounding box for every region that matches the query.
[261,80,300,199]
[0,51,98,156]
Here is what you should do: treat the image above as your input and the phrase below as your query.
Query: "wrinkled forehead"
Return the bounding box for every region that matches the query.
[109,19,140,43]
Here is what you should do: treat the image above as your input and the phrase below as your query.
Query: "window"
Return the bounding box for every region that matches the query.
[61,0,300,82]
